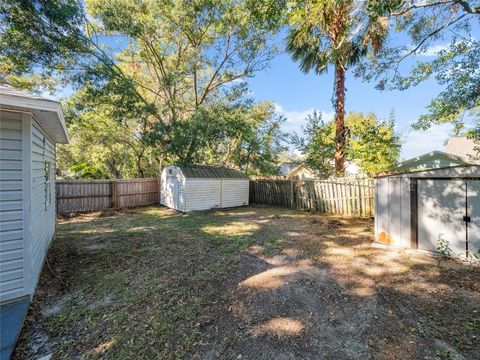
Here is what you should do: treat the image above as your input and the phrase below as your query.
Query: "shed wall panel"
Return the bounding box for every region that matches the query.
[387,178,402,245]
[185,179,221,212]
[375,178,390,244]
[220,180,249,208]
[417,179,466,254]
[0,111,25,302]
[467,180,480,256]
[398,178,411,247]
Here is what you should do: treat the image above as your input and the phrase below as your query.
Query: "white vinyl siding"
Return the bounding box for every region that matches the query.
[0,112,25,302]
[185,179,222,212]
[221,179,249,208]
[30,120,56,290]
[177,182,186,212]
[161,166,249,213]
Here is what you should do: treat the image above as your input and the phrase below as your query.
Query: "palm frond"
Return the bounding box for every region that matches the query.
[286,26,330,75]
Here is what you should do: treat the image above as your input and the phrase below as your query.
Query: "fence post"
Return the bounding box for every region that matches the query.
[290,178,294,209]
[158,177,161,204]
[353,175,357,217]
[111,180,118,209]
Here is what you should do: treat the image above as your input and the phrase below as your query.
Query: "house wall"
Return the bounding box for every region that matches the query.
[403,158,465,172]
[0,111,26,303]
[30,119,56,294]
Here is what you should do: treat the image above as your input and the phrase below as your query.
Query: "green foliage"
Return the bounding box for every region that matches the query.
[437,233,453,259]
[356,1,480,130]
[291,112,335,177]
[292,111,400,176]
[0,0,91,91]
[347,112,401,175]
[466,118,480,161]
[68,163,108,180]
[412,39,480,132]
[57,89,159,179]
[1,0,284,176]
[59,85,286,177]
[150,98,286,175]
[286,0,391,174]
[286,0,390,75]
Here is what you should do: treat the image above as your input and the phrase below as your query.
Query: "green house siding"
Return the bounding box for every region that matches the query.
[395,151,473,173]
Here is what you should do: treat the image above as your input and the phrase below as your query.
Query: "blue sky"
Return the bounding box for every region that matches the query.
[47,24,472,161]
[247,48,456,160]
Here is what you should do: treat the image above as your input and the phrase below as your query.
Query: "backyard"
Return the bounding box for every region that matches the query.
[14,206,480,360]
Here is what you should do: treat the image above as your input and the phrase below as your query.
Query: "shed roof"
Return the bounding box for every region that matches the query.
[0,86,69,143]
[178,165,248,179]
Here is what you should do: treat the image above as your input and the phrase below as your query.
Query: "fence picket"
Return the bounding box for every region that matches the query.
[249,177,374,217]
[56,178,160,214]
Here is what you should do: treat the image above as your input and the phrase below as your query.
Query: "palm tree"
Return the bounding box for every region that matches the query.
[287,0,389,175]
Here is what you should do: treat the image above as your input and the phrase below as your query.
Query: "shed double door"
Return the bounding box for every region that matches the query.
[417,179,480,257]
[165,176,179,209]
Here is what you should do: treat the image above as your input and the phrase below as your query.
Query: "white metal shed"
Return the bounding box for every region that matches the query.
[374,165,480,258]
[160,165,249,212]
[0,87,69,359]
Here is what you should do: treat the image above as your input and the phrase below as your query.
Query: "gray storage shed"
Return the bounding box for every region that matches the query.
[160,165,249,212]
[374,165,480,257]
[0,87,69,359]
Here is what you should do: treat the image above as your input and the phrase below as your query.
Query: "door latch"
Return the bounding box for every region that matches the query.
[463,215,471,223]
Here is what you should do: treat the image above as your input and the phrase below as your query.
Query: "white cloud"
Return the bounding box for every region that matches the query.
[418,43,449,57]
[274,102,334,135]
[400,123,454,160]
[401,43,449,58]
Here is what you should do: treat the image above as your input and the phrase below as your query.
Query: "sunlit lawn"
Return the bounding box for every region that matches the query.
[14,206,480,359]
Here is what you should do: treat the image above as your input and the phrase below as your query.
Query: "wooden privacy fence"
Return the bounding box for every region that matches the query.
[56,178,160,214]
[249,177,374,217]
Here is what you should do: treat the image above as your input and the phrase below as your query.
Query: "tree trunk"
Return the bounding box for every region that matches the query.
[158,150,164,175]
[136,154,145,178]
[106,158,122,179]
[333,64,346,176]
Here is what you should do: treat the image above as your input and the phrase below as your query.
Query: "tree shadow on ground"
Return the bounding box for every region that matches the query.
[13,205,480,360]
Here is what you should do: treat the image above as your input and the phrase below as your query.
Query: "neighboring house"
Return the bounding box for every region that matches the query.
[394,151,475,173]
[0,88,69,359]
[288,164,317,179]
[281,161,361,180]
[446,136,479,163]
[160,165,249,212]
[344,162,361,176]
[278,162,301,176]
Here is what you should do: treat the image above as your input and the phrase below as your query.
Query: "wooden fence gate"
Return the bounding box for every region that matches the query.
[249,177,374,217]
[56,178,160,214]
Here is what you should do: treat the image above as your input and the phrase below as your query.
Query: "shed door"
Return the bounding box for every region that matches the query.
[165,177,179,209]
[467,180,480,256]
[417,180,466,255]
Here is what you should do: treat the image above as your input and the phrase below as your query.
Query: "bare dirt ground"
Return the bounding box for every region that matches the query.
[13,206,480,359]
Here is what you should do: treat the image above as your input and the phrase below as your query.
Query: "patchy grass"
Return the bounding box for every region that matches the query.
[14,206,480,359]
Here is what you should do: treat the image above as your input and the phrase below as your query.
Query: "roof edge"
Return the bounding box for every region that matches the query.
[375,164,479,178]
[0,90,69,144]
